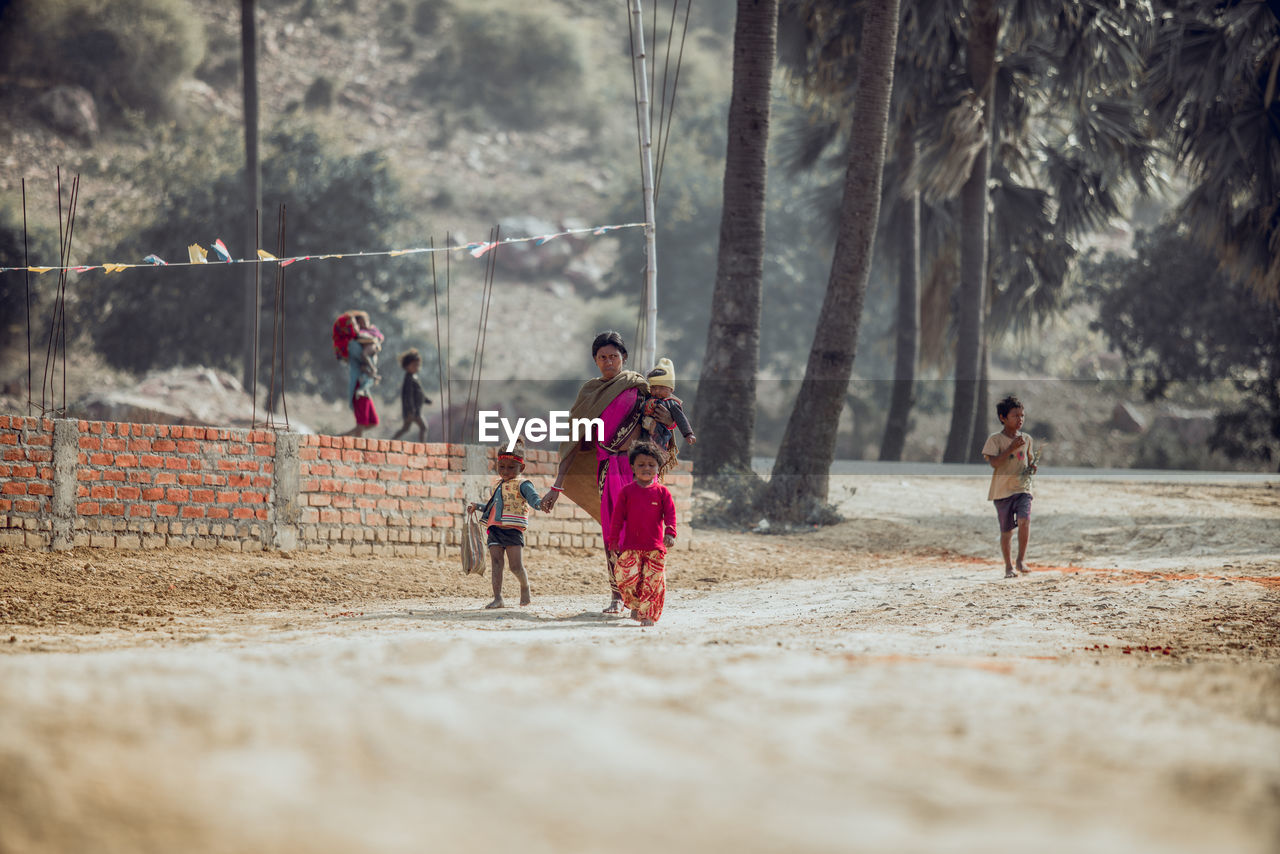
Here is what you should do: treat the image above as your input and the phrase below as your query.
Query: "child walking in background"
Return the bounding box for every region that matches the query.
[468,441,543,609]
[391,348,431,443]
[608,442,677,626]
[982,394,1037,579]
[640,357,696,478]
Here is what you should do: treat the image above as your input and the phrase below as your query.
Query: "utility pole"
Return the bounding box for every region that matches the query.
[629,0,658,371]
[240,0,262,399]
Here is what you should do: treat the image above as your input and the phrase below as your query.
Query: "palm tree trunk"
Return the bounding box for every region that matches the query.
[879,124,920,461]
[970,340,990,461]
[761,0,900,522]
[696,0,778,478]
[942,0,997,463]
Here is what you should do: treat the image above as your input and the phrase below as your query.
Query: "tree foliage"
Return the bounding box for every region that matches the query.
[0,205,59,354]
[1085,223,1280,468]
[0,0,204,116]
[82,121,427,399]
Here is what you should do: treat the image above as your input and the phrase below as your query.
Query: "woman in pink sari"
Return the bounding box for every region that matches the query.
[541,331,648,614]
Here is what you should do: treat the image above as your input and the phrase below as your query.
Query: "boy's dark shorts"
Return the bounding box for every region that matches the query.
[993,493,1032,533]
[486,526,525,548]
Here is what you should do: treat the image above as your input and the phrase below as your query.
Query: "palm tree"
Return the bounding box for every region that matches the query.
[940,0,998,463]
[1144,0,1280,302]
[760,0,900,522]
[696,0,779,478]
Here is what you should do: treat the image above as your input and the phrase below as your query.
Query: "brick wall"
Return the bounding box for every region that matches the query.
[0,416,55,543]
[0,417,694,554]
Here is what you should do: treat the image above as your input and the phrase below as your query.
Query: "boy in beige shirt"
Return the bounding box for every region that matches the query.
[981,395,1037,579]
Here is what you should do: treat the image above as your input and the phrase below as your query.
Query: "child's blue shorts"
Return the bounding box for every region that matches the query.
[993,493,1032,533]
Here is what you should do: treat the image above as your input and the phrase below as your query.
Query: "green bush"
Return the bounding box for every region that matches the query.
[0,204,60,354]
[412,0,449,34]
[82,118,426,398]
[304,77,335,112]
[414,5,585,129]
[0,0,204,116]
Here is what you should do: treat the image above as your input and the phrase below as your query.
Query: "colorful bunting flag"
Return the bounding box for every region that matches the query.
[188,244,208,264]
[143,254,167,266]
[211,239,233,262]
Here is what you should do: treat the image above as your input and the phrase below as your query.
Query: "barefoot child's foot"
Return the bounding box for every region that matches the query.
[639,618,655,627]
[484,597,505,609]
[1004,567,1017,579]
[603,598,625,615]
[1016,561,1029,575]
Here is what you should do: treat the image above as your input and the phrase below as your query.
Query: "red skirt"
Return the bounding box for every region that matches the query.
[353,395,379,426]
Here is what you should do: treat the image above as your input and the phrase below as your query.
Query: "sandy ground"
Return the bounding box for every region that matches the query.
[1,473,1278,853]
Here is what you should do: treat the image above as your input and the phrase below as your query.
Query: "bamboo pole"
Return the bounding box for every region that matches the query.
[629,0,659,371]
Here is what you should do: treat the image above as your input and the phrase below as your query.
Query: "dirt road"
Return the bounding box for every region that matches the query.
[2,474,1278,853]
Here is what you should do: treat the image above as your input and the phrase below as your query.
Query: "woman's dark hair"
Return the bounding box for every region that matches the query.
[591,330,628,359]
[628,442,662,465]
[996,394,1023,419]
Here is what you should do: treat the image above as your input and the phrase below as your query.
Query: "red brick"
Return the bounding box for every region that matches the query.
[242,492,266,504]
[207,507,230,520]
[117,486,141,500]
[76,433,99,449]
[11,464,37,478]
[217,491,239,503]
[129,504,152,517]
[355,498,376,509]
[166,488,190,502]
[142,488,164,500]
[254,443,273,456]
[128,471,152,484]
[341,511,361,524]
[156,503,178,517]
[432,515,453,527]
[172,440,198,454]
[217,459,238,471]
[177,473,201,486]
[310,494,332,507]
[89,484,115,499]
[88,422,103,434]
[319,509,341,523]
[181,506,205,519]
[253,475,271,488]
[139,454,164,467]
[2,482,26,495]
[103,503,124,516]
[26,482,53,497]
[363,483,387,496]
[13,499,39,513]
[0,416,8,428]
[188,459,204,471]
[77,501,100,515]
[25,447,52,462]
[228,443,250,455]
[104,470,125,482]
[152,439,177,452]
[0,498,9,511]
[154,473,177,485]
[103,437,127,452]
[255,508,267,520]
[191,489,216,503]
[2,449,22,461]
[113,453,138,467]
[164,458,188,470]
[128,438,152,452]
[232,507,256,519]
[363,451,386,464]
